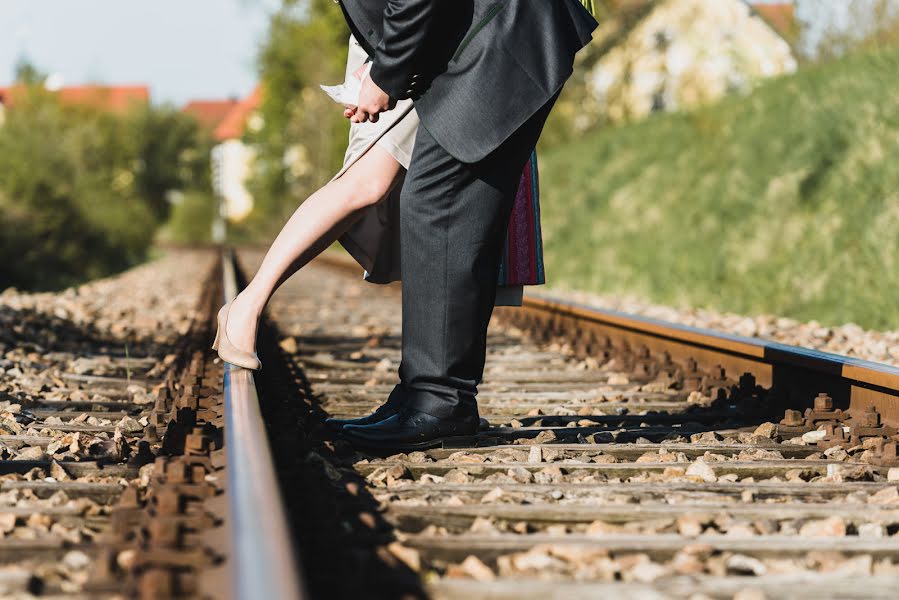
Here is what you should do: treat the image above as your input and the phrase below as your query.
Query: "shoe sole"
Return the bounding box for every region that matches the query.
[341,433,479,452]
[323,414,399,432]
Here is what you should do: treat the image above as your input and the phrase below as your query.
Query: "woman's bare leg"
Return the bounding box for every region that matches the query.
[225,146,403,352]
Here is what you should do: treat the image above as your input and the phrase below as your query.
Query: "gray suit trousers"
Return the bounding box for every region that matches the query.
[398,93,560,419]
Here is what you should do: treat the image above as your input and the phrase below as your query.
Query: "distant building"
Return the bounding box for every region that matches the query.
[0,84,149,115]
[186,86,263,223]
[586,0,798,124]
[182,99,241,134]
[750,3,798,42]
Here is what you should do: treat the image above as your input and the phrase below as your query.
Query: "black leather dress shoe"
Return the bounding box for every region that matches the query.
[324,385,405,430]
[341,406,479,451]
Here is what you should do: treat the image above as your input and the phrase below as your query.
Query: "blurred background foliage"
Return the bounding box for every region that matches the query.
[234,0,349,239]
[0,65,212,290]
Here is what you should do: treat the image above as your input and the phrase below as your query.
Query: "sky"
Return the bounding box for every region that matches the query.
[1,0,278,106]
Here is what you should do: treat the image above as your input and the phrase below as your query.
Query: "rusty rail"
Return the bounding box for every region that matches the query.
[499,293,899,426]
[221,250,305,600]
[316,249,899,426]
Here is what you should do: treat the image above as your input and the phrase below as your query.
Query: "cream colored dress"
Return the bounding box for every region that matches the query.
[334,35,523,306]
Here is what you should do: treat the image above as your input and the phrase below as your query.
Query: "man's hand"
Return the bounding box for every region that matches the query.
[348,76,396,124]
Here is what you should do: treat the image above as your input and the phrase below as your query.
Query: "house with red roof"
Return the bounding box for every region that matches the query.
[750,3,799,43]
[199,85,264,223]
[213,86,262,142]
[181,99,241,134]
[586,0,798,125]
[0,84,149,113]
[0,83,150,128]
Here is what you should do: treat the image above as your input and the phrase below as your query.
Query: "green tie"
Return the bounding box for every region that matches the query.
[579,0,595,15]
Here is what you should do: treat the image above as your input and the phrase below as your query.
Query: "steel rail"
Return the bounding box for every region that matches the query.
[504,293,899,425]
[314,250,899,425]
[221,250,305,600]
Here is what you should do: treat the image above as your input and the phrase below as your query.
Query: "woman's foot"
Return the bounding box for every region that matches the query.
[224,292,261,355]
[213,295,262,371]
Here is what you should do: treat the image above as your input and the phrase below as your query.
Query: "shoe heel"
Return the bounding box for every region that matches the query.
[213,303,262,371]
[212,305,227,351]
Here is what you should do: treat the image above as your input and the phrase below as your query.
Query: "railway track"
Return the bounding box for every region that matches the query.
[239,249,899,599]
[0,250,305,599]
[0,251,225,597]
[4,248,899,598]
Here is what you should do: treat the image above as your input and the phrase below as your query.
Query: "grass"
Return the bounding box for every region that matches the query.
[538,47,899,330]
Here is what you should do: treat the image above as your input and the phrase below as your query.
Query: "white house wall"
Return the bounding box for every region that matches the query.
[212,139,255,222]
[588,0,798,124]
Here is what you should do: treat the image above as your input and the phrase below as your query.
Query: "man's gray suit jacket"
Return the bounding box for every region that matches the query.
[338,0,597,163]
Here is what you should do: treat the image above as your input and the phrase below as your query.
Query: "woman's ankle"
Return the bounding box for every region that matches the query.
[234,289,265,319]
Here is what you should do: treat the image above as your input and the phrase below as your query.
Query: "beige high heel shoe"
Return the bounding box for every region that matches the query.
[212,302,262,370]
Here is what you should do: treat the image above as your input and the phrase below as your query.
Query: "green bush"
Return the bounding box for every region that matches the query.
[127,105,213,223]
[0,86,212,290]
[539,47,899,329]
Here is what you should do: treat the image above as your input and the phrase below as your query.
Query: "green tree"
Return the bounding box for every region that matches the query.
[13,58,45,85]
[128,105,213,222]
[0,87,155,288]
[0,82,214,290]
[242,0,349,235]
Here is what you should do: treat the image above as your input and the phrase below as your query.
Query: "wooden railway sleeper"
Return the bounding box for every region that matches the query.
[124,438,221,597]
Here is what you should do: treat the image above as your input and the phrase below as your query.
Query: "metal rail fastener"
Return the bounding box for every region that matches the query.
[221,250,305,600]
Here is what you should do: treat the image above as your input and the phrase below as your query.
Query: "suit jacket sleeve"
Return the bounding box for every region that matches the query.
[368,0,435,100]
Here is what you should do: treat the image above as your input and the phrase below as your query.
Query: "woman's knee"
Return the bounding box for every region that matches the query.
[339,147,402,211]
[353,175,393,210]
[337,167,397,211]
